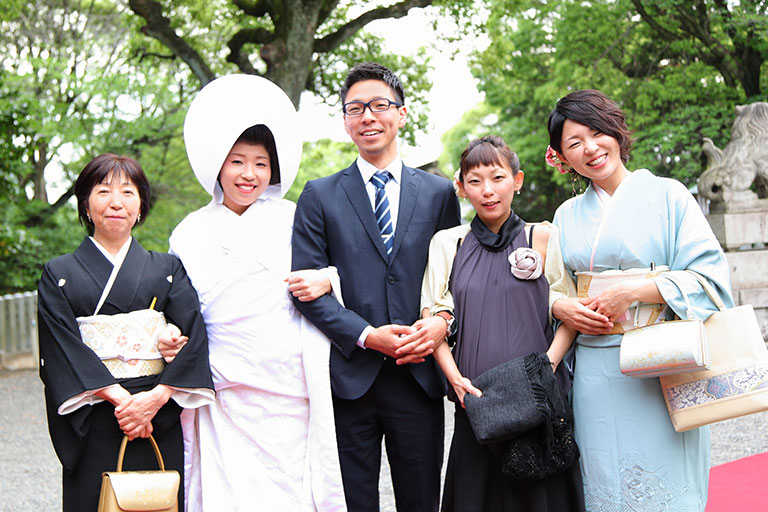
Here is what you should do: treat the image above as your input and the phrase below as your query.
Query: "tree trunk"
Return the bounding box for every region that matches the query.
[32,140,48,203]
[262,0,322,108]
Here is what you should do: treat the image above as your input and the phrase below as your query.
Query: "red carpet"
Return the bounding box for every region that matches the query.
[707,452,768,511]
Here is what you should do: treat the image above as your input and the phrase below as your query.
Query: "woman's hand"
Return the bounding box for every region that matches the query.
[584,279,664,324]
[286,269,332,301]
[451,377,482,409]
[114,385,173,440]
[582,282,637,324]
[95,384,132,408]
[157,323,188,363]
[545,350,560,373]
[552,297,613,335]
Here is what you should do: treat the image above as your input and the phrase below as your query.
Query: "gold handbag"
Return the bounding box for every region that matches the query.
[660,271,768,432]
[97,435,180,512]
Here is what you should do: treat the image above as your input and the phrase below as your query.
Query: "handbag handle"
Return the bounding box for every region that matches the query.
[685,270,727,312]
[115,434,165,472]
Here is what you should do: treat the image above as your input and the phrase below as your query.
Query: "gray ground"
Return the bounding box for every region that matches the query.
[2,368,766,511]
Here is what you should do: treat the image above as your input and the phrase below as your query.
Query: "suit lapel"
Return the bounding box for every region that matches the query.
[340,163,390,262]
[391,165,420,261]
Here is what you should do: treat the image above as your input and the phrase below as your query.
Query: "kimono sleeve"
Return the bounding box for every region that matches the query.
[37,262,116,410]
[653,179,734,321]
[157,256,214,396]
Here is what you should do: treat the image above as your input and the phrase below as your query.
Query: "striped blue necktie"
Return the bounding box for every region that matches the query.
[371,171,394,258]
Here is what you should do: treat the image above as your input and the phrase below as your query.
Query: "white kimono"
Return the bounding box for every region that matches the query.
[170,194,346,511]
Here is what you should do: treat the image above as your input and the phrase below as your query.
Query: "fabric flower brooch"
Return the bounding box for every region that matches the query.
[508,247,543,280]
[545,146,572,174]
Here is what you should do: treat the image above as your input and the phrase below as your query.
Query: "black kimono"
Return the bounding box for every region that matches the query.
[37,237,214,511]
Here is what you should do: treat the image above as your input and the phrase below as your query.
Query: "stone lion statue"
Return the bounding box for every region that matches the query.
[699,102,768,208]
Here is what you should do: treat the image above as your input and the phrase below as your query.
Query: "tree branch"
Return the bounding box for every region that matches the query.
[630,0,678,42]
[23,182,76,228]
[127,0,216,86]
[137,51,177,62]
[226,27,275,74]
[316,0,340,28]
[313,0,433,53]
[232,0,270,18]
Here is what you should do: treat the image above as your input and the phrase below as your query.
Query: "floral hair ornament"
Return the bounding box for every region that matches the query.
[452,169,466,198]
[545,146,572,174]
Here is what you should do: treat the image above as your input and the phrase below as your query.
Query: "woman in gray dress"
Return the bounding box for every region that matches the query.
[421,136,584,511]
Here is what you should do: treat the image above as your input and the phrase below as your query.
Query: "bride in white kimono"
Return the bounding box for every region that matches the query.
[545,89,733,511]
[165,75,346,511]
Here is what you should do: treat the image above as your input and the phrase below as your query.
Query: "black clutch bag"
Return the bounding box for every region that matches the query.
[464,352,579,480]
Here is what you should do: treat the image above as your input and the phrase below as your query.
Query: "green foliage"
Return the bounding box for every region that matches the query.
[0,203,83,293]
[311,32,433,145]
[285,139,359,203]
[446,0,766,221]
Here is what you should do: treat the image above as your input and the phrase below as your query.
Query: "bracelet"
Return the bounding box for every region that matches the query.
[436,314,450,338]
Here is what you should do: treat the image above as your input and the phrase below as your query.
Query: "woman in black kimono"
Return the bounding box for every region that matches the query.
[37,154,214,511]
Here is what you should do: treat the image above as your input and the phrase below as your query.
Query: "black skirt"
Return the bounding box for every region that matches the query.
[441,407,585,512]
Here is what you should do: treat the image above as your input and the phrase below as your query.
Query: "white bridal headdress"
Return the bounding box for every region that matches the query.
[183,74,301,199]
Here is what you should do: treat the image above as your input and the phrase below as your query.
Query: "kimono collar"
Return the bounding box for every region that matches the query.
[470,209,526,252]
[88,236,131,267]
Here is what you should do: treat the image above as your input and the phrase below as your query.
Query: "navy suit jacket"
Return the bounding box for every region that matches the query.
[291,161,461,400]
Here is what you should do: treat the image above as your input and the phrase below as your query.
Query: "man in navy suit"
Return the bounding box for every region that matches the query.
[291,62,460,511]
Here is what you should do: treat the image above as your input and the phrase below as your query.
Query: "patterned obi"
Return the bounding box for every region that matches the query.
[77,309,167,378]
[576,266,669,334]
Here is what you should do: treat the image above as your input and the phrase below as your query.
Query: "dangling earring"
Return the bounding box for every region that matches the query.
[570,171,585,196]
[516,190,521,195]
[136,213,142,224]
[86,212,91,223]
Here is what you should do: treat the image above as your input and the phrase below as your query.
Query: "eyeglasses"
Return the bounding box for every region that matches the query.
[342,98,402,116]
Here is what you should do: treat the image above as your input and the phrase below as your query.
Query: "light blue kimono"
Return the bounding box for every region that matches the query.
[553,169,734,512]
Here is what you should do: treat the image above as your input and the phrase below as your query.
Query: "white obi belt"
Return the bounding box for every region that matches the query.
[77,309,167,378]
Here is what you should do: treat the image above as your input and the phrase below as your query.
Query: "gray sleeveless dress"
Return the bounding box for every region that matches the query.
[441,227,584,512]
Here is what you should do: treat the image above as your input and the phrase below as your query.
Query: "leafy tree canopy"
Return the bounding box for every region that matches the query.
[444,0,766,222]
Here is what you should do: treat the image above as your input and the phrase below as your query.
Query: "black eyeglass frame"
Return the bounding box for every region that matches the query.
[342,98,403,116]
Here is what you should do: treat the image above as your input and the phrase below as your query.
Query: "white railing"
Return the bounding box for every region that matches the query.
[0,291,38,369]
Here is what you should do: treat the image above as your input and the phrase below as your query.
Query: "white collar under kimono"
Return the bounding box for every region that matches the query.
[88,237,132,315]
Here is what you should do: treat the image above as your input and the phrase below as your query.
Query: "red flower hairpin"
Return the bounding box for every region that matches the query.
[545,146,572,174]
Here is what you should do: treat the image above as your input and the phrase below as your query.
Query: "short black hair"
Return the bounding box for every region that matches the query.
[233,124,280,185]
[340,62,405,106]
[74,154,150,233]
[459,136,520,181]
[548,89,634,163]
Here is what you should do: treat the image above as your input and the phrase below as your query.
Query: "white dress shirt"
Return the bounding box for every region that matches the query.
[355,154,404,348]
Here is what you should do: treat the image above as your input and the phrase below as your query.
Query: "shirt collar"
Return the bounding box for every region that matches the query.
[357,154,403,185]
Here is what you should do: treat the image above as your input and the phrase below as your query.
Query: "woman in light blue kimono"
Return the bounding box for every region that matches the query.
[545,89,733,511]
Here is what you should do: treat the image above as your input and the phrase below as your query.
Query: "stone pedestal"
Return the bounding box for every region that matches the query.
[708,212,768,340]
[721,248,768,338]
[707,211,768,250]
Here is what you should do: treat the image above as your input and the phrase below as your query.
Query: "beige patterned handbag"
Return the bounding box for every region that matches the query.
[97,435,179,512]
[619,286,710,378]
[660,271,768,432]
